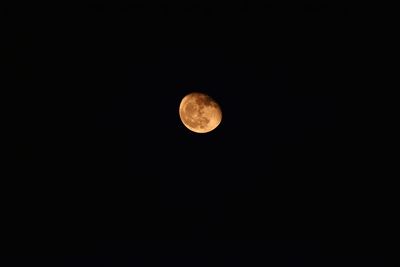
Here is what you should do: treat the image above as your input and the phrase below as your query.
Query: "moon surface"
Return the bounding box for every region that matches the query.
[179,92,222,133]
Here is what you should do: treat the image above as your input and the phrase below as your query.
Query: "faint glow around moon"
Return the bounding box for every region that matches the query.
[179,92,222,133]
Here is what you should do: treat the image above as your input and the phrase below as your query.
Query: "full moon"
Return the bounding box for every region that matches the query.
[179,92,222,133]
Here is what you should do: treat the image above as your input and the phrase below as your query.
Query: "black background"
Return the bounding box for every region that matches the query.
[5,3,390,266]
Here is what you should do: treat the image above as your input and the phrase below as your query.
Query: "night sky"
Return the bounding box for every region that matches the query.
[6,3,389,266]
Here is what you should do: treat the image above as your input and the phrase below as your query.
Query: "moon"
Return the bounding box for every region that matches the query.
[179,92,222,133]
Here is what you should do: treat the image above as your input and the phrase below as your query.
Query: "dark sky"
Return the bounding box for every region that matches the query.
[5,3,389,266]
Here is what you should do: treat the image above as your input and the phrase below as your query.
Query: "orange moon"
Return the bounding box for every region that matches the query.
[179,92,222,133]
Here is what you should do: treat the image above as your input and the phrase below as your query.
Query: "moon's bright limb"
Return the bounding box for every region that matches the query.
[179,92,222,133]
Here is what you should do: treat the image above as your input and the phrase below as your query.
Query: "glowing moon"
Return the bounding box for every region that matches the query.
[179,92,222,133]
